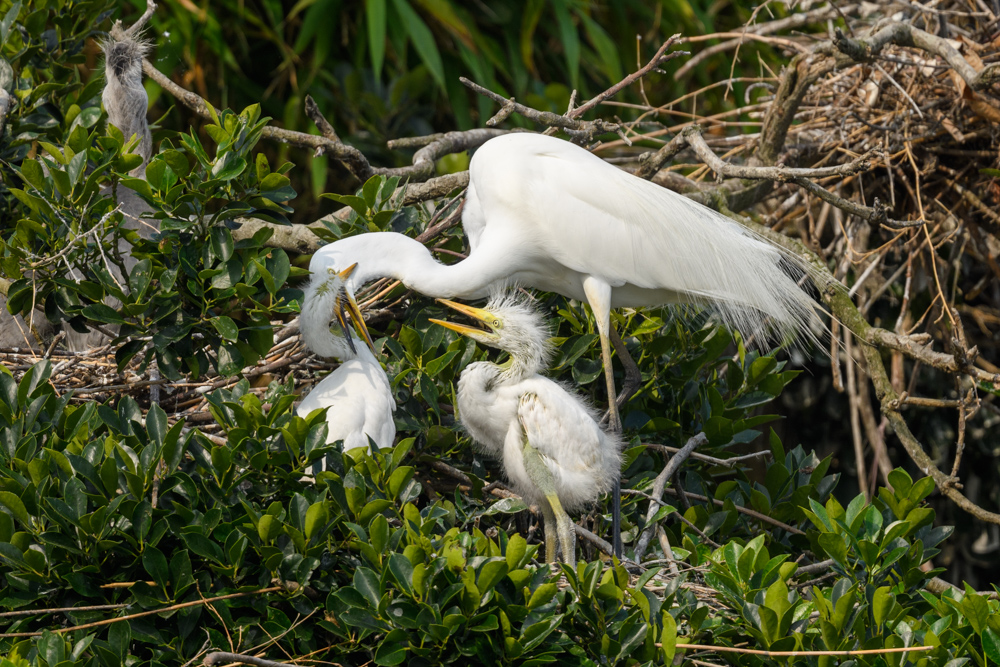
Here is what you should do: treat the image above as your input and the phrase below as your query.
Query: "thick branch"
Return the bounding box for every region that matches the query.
[835,23,1000,92]
[869,329,998,388]
[684,126,880,181]
[122,0,156,38]
[635,134,690,180]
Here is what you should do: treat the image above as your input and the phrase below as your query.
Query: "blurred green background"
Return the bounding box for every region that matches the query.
[127,0,799,223]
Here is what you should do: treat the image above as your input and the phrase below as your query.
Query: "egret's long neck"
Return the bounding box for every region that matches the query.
[317,233,507,299]
[498,338,549,383]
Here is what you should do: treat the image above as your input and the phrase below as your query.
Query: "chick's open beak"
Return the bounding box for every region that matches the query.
[429,298,500,340]
[332,263,377,354]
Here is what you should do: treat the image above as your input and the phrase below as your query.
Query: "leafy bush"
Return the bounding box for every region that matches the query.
[0,2,991,665]
[0,350,979,667]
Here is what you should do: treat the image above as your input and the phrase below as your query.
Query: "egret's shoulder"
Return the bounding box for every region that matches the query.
[472,133,592,168]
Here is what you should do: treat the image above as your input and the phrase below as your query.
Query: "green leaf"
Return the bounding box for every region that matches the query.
[0,491,31,528]
[366,0,387,77]
[0,3,21,45]
[391,0,446,90]
[212,153,247,181]
[128,259,153,300]
[577,12,622,84]
[19,158,47,190]
[82,303,126,325]
[142,546,170,591]
[551,0,579,89]
[526,582,557,610]
[872,586,893,627]
[217,345,245,376]
[304,501,329,540]
[985,627,1000,665]
[212,316,240,342]
[211,227,235,262]
[147,403,168,447]
[477,559,508,594]
[818,533,848,567]
[388,552,414,595]
[374,628,408,665]
[506,533,527,571]
[354,567,381,608]
[660,611,677,664]
[482,497,528,516]
[322,193,369,217]
[362,175,382,208]
[962,590,989,634]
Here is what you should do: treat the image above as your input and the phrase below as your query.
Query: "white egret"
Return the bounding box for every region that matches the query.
[305,132,818,553]
[430,291,621,566]
[298,265,395,466]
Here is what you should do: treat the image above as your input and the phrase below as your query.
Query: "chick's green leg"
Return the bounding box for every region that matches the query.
[522,441,575,566]
[539,495,558,564]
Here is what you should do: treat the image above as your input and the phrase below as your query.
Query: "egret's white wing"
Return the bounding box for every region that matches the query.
[469,133,817,342]
[514,381,618,510]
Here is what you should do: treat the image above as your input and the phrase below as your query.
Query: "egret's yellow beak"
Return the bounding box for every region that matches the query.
[429,298,502,341]
[332,263,377,354]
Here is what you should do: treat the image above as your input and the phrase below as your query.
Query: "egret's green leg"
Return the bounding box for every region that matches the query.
[582,277,623,559]
[522,441,576,566]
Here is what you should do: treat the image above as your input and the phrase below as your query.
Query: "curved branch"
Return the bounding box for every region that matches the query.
[834,23,1000,93]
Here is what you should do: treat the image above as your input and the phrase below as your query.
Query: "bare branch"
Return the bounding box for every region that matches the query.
[569,35,684,119]
[634,432,708,562]
[834,23,1000,92]
[869,328,998,388]
[460,77,622,141]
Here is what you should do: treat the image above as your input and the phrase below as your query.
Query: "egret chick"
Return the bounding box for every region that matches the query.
[298,265,395,465]
[431,292,621,566]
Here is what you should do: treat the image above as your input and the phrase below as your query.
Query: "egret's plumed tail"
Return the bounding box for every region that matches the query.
[300,272,346,360]
[583,160,822,346]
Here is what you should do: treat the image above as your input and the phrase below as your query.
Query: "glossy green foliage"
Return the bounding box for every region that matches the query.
[0,358,973,667]
[2,101,302,378]
[0,360,676,665]
[695,473,998,665]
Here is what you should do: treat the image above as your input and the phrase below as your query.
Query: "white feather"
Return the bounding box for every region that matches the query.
[297,272,395,457]
[307,132,818,347]
[451,291,621,512]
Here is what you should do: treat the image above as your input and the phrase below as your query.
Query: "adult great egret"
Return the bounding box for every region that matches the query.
[306,132,818,553]
[298,265,396,465]
[430,291,621,566]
